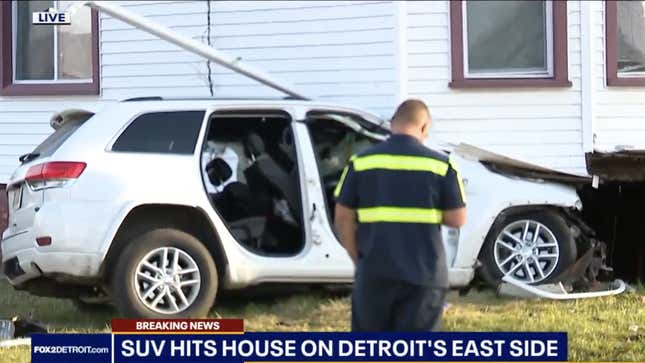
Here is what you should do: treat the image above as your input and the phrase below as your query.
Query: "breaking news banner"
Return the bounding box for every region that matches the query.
[30,319,567,363]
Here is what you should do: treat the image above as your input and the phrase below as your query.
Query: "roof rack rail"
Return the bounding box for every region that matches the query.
[122,96,164,102]
[120,96,309,102]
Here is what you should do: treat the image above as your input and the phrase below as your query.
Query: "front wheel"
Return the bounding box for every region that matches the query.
[111,228,218,318]
[478,210,576,287]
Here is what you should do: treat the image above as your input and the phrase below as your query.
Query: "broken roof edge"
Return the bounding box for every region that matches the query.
[80,1,309,100]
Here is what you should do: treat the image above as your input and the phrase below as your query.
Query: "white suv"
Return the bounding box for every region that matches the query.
[1,97,607,318]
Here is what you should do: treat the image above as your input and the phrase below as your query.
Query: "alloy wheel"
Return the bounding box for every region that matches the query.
[493,220,560,284]
[133,247,201,314]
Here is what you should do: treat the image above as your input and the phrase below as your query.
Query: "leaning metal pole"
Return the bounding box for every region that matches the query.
[66,1,309,100]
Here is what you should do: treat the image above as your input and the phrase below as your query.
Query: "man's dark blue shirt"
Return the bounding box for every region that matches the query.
[335,134,466,288]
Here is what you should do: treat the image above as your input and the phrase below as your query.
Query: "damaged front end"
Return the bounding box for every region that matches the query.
[499,209,626,300]
[454,143,628,299]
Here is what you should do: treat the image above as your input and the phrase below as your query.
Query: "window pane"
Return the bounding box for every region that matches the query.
[15,0,54,80]
[30,116,92,161]
[57,1,92,79]
[617,1,645,74]
[466,0,548,74]
[112,112,205,154]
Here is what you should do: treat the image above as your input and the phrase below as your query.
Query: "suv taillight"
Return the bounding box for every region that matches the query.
[25,162,86,190]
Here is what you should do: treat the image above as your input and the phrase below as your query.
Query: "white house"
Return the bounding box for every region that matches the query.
[0,0,644,185]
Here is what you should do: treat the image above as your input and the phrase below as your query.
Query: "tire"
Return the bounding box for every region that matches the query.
[111,228,218,318]
[477,210,576,287]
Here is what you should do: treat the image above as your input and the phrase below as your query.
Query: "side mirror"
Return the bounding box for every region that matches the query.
[206,158,232,187]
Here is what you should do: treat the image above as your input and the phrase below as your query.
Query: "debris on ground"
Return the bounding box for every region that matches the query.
[497,278,627,300]
[0,315,47,349]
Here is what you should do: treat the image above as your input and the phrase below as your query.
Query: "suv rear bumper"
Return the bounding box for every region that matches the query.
[1,198,122,286]
[1,229,102,286]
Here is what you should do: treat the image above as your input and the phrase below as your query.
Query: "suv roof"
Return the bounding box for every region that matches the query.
[121,96,308,102]
[107,97,388,128]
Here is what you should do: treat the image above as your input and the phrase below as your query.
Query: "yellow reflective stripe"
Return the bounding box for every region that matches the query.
[353,154,448,176]
[449,160,467,203]
[333,155,357,198]
[333,165,350,198]
[357,207,442,224]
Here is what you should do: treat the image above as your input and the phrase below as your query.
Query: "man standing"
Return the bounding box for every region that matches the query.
[334,99,467,331]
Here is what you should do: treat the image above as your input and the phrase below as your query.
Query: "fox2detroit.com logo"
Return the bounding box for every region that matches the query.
[32,8,71,25]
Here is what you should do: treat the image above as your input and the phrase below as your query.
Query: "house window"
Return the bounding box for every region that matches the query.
[0,0,99,95]
[606,1,645,86]
[449,0,570,88]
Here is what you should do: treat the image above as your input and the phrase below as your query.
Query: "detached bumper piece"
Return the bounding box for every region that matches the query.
[500,276,626,300]
[498,228,627,299]
[0,316,48,348]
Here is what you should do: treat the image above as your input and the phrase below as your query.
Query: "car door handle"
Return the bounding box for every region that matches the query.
[309,203,317,221]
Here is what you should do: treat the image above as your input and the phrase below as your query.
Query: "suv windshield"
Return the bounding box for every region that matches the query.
[25,116,91,163]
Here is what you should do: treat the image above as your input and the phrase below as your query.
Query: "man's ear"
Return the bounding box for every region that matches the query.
[421,122,429,135]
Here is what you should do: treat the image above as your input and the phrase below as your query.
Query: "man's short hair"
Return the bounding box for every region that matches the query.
[391,99,430,126]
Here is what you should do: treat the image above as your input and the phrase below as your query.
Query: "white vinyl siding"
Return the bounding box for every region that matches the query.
[0,0,398,182]
[404,0,585,173]
[0,101,111,181]
[3,1,645,182]
[99,0,398,116]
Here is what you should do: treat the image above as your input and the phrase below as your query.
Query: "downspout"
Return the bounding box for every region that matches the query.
[580,1,595,154]
[69,1,309,100]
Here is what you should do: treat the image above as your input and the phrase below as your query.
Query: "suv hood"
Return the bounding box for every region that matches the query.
[452,143,592,185]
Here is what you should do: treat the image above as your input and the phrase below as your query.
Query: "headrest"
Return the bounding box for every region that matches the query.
[205,157,232,186]
[279,128,296,162]
[246,133,265,156]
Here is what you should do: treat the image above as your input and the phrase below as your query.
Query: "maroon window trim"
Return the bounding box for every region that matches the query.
[0,1,99,96]
[449,0,571,89]
[605,1,645,86]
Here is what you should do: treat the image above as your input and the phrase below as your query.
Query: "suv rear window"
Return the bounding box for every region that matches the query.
[28,116,91,162]
[112,111,205,154]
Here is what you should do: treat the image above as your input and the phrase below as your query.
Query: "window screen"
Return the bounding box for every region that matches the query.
[465,1,549,76]
[112,111,205,154]
[617,1,645,75]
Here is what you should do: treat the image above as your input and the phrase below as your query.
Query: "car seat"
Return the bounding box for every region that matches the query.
[205,157,267,249]
[243,133,301,223]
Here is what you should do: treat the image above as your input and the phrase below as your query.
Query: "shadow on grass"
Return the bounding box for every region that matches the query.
[0,279,540,332]
[0,280,353,331]
[217,284,351,308]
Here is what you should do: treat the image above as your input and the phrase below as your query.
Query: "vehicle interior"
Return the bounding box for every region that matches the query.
[201,110,303,256]
[305,112,388,220]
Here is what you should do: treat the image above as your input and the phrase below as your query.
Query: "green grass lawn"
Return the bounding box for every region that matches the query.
[0,280,642,362]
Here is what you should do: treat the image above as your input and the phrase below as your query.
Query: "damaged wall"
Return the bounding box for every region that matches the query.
[579,182,645,282]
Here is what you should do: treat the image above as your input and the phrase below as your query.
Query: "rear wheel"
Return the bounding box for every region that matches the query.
[478,210,576,287]
[111,228,218,318]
